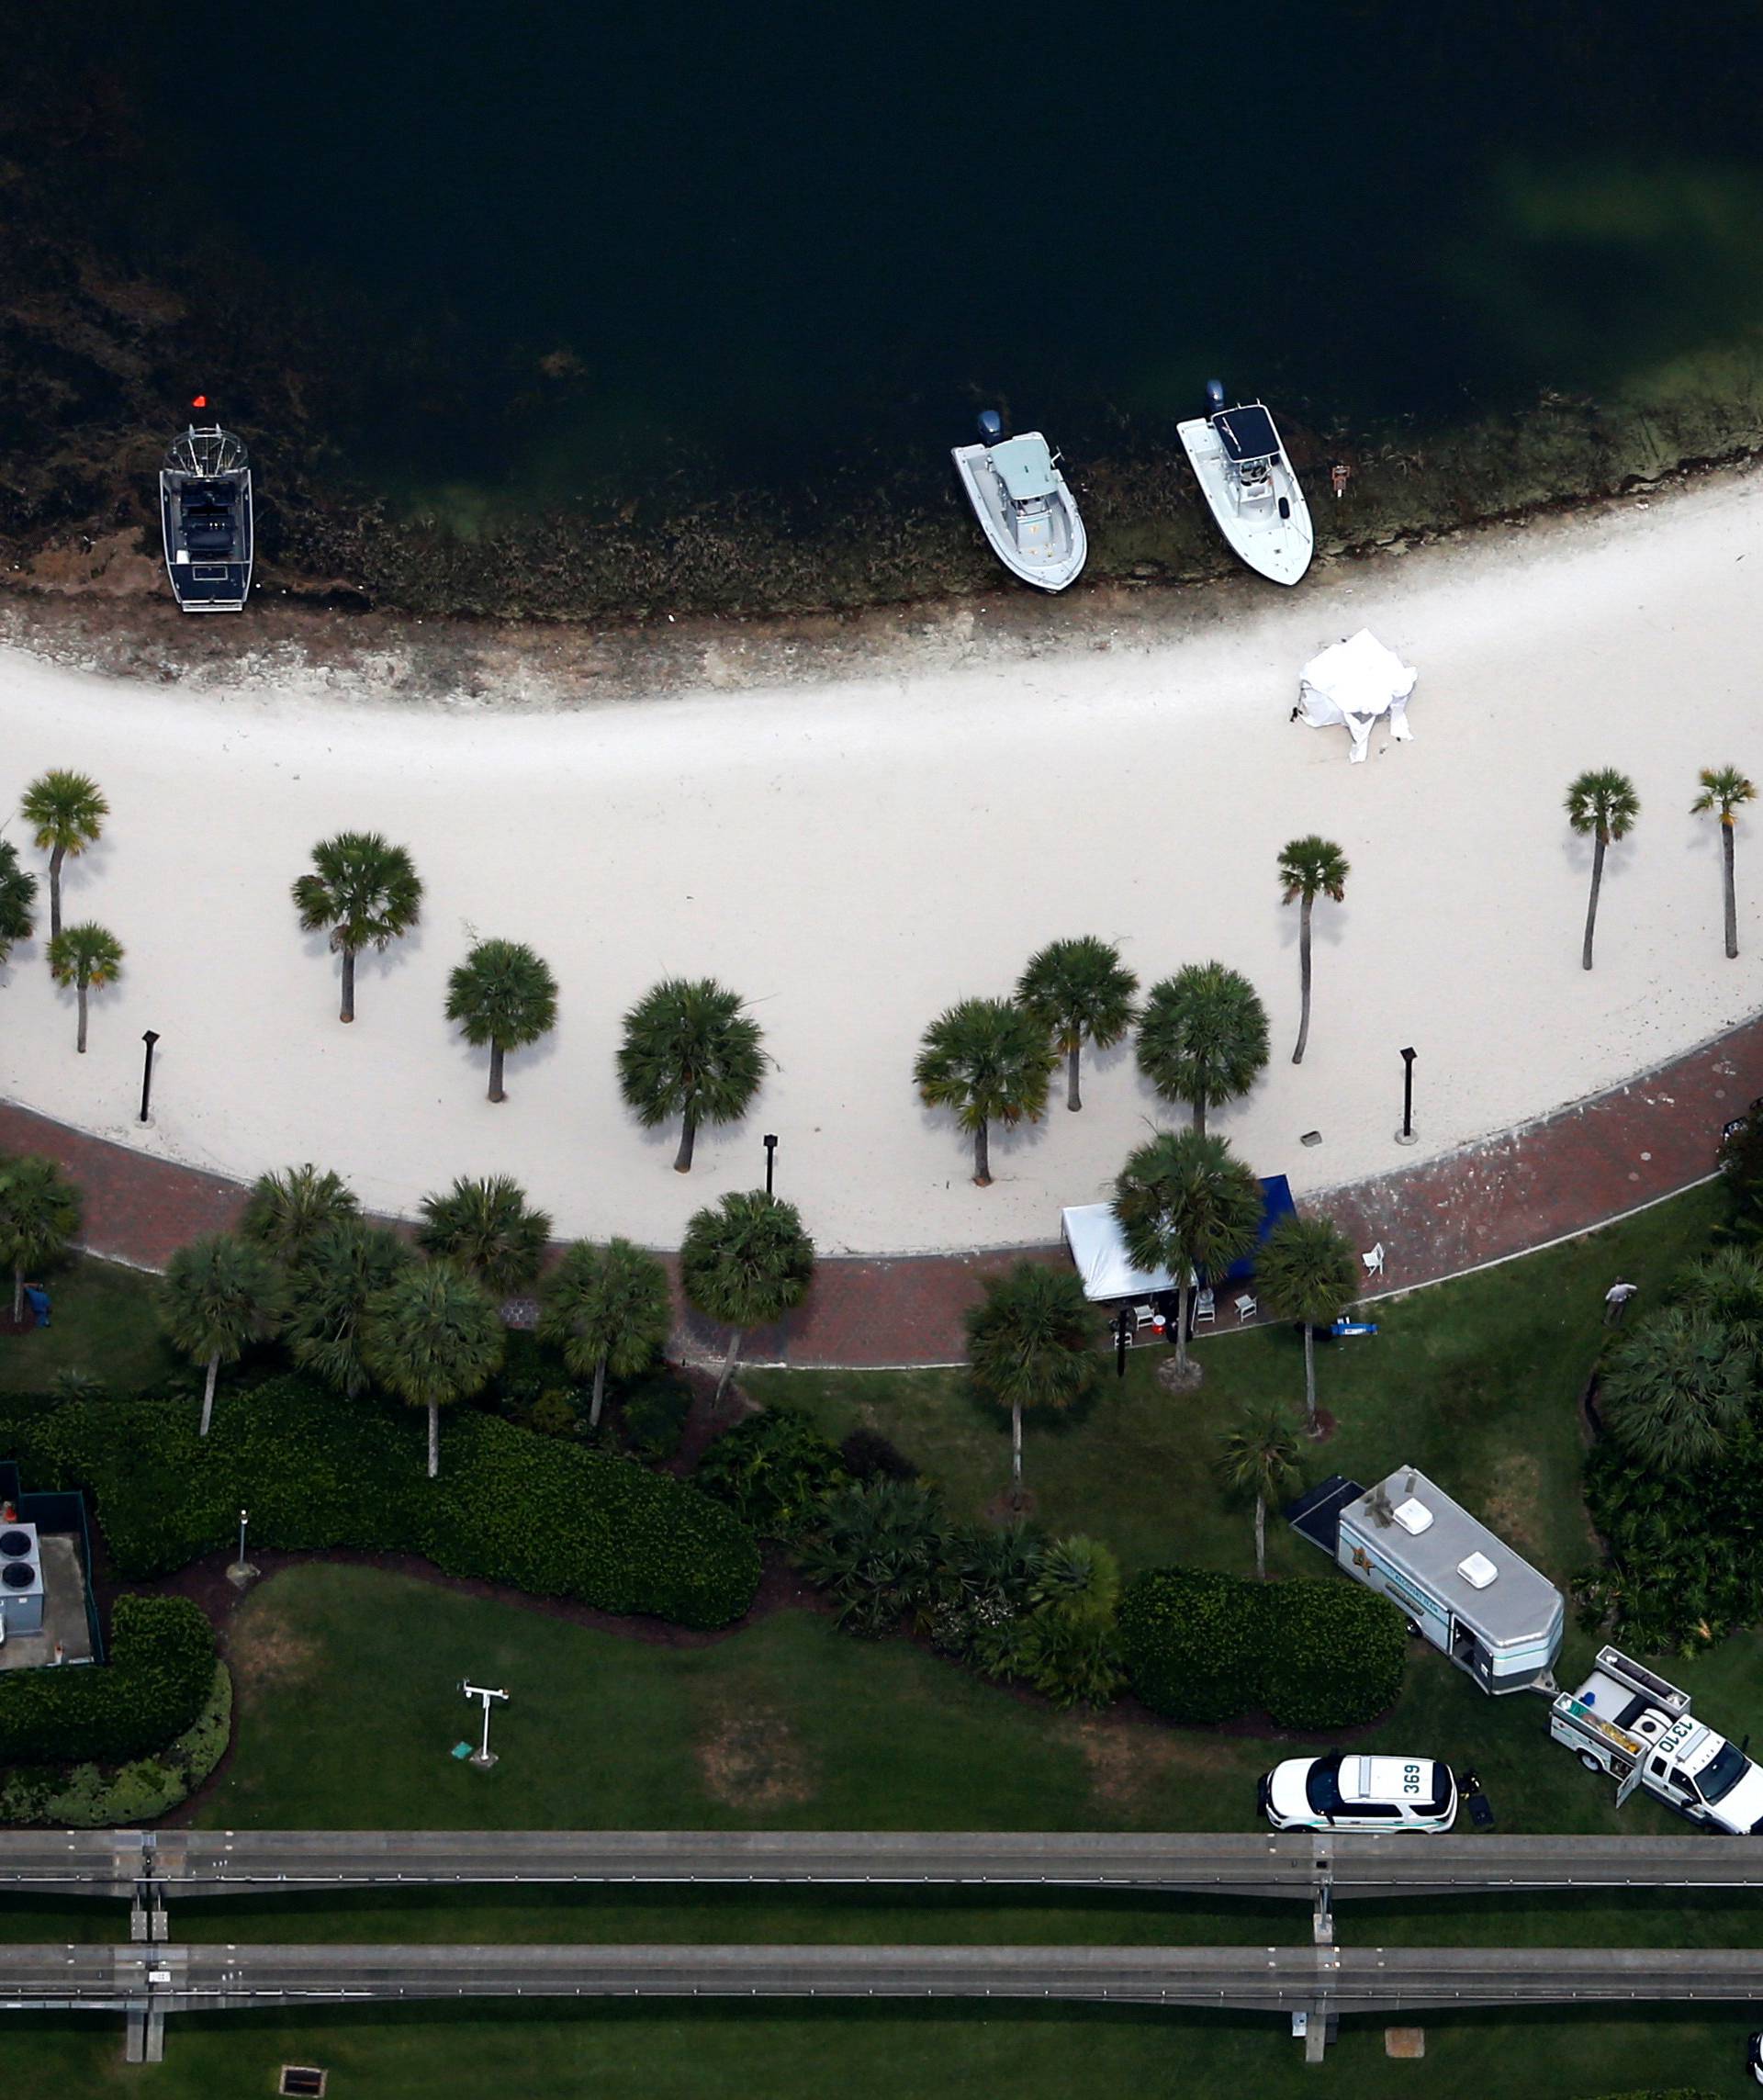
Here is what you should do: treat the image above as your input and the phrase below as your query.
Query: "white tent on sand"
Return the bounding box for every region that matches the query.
[1297,628,1418,763]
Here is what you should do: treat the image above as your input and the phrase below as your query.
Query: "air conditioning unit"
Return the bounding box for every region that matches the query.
[0,1523,45,1636]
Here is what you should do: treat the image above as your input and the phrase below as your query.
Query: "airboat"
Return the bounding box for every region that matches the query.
[159,420,253,612]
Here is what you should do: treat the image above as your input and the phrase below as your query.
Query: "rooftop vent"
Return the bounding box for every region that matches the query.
[1457,1551,1498,1589]
[1392,1498,1432,1535]
[0,1530,31,1557]
[1,1562,32,1590]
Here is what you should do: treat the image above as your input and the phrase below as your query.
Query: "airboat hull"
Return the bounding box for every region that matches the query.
[159,426,254,612]
[952,434,1087,592]
[1178,409,1312,587]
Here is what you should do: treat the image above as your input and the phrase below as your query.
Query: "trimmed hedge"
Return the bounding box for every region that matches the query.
[0,1594,215,1763]
[1115,1567,1262,1724]
[21,1376,760,1631]
[0,1663,233,1827]
[1117,1565,1407,1729]
[1259,1578,1406,1729]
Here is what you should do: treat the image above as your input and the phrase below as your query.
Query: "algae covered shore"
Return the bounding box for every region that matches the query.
[7,3,1763,629]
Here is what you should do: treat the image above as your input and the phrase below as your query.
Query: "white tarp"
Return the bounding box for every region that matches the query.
[1060,1204,1173,1302]
[1297,628,1418,764]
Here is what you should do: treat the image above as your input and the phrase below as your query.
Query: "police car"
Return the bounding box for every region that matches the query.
[1258,1750,1458,1833]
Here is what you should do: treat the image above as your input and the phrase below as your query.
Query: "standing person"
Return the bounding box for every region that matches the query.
[1603,1279,1638,1326]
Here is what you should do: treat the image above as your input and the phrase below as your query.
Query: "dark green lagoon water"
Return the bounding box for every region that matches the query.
[16,1,1763,612]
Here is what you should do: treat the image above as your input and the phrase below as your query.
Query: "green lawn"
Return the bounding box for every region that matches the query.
[4,1562,1757,2097]
[1,1187,1758,2095]
[0,1252,176,1395]
[747,1185,1724,1586]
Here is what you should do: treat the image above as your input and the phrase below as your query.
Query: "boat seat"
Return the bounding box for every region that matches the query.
[185,524,234,552]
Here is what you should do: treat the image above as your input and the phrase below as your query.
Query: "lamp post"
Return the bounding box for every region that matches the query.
[1396,1047,1418,1146]
[460,1680,510,1769]
[1115,1308,1132,1379]
[227,1505,256,1588]
[139,1030,161,1124]
[763,1134,778,1196]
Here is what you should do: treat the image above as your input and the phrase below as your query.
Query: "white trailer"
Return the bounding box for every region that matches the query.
[1288,1466,1565,1694]
[1550,1645,1763,1833]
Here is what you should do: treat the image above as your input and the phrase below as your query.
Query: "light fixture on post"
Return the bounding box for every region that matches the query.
[1396,1048,1418,1146]
[763,1134,779,1196]
[139,1030,161,1124]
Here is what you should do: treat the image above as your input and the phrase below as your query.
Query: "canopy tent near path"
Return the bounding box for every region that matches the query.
[1061,1176,1297,1302]
[1297,628,1418,763]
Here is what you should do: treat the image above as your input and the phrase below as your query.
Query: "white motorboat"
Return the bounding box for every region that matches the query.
[1177,383,1312,587]
[951,412,1086,592]
[159,410,253,612]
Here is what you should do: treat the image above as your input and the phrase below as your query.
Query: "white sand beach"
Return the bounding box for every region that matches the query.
[1,470,1760,1256]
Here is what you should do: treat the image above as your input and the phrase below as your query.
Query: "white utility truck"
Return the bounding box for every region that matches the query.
[1550,1645,1763,1833]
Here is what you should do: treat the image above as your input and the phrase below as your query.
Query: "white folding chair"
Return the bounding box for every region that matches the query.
[1233,1293,1258,1322]
[1362,1242,1386,1279]
[1193,1288,1216,1325]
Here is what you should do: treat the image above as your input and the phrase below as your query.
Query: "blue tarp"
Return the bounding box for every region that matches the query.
[1214,1174,1297,1285]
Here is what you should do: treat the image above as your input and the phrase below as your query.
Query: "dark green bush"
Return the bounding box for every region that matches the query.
[694,1407,848,1540]
[1117,1566,1265,1724]
[839,1426,918,1481]
[1118,1566,1407,1727]
[619,1369,695,1463]
[23,1376,759,1631]
[1258,1578,1407,1728]
[0,1595,214,1763]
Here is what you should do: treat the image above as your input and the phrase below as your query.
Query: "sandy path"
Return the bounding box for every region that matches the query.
[1,472,1759,1256]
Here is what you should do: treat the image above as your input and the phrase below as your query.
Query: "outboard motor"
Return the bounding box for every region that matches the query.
[977,409,1005,444]
[1204,379,1227,419]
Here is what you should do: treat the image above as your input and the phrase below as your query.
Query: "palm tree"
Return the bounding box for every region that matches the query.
[1136,962,1270,1136]
[0,1154,82,1322]
[47,923,123,1053]
[539,1237,672,1429]
[444,938,559,1102]
[416,1174,553,1295]
[915,997,1059,1186]
[158,1231,286,1436]
[290,831,423,1023]
[1675,1245,1763,1363]
[679,1190,815,1400]
[20,770,107,942]
[360,1261,505,1477]
[1218,1405,1301,1578]
[1112,1129,1262,1378]
[1015,937,1140,1113]
[1691,766,1756,960]
[1276,837,1350,1065]
[964,1262,1098,1507]
[241,1163,361,1266]
[0,838,38,967]
[1254,1212,1360,1433]
[1600,1306,1750,1472]
[1565,768,1640,971]
[617,977,765,1173]
[284,1218,413,1398]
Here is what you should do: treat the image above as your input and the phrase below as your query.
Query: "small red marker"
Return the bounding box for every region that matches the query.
[191,394,208,410]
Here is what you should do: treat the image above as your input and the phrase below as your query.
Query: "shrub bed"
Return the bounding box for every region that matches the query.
[0,1594,215,1763]
[694,1407,848,1541]
[21,1376,760,1631]
[0,1663,232,1827]
[1115,1567,1264,1724]
[1117,1565,1406,1729]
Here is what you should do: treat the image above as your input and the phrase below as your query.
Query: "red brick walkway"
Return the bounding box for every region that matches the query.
[3,1014,1757,1368]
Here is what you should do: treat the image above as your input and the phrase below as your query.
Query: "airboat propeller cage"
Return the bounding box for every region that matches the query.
[1290,1466,1564,1692]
